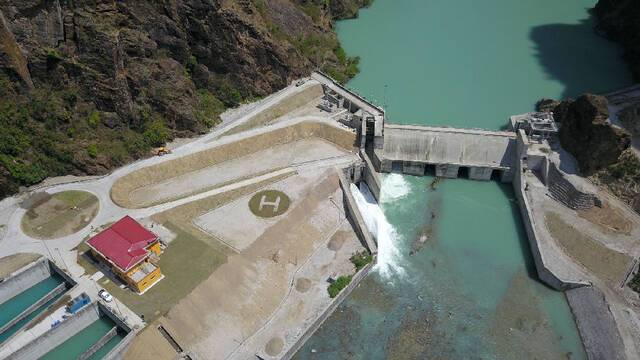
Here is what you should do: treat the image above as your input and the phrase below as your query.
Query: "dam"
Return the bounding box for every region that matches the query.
[308,71,622,359]
[314,72,519,183]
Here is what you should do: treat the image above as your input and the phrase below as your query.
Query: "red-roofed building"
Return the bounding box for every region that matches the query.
[87,216,163,293]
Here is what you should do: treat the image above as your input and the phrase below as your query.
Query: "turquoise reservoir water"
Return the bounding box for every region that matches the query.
[39,317,124,360]
[0,275,65,343]
[335,0,631,129]
[296,0,631,359]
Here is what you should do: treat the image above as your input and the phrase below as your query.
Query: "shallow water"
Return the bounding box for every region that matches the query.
[295,0,631,359]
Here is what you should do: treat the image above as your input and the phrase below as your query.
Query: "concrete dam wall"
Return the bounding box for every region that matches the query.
[375,124,517,181]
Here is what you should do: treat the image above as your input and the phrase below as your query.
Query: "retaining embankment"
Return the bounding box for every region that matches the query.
[0,257,51,305]
[337,170,377,254]
[5,302,101,360]
[566,286,626,360]
[513,159,587,290]
[0,283,66,336]
[281,261,374,360]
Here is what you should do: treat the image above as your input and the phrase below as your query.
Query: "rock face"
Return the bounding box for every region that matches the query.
[0,0,368,197]
[594,0,640,81]
[556,94,630,175]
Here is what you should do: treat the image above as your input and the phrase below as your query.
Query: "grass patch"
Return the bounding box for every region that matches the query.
[327,275,352,298]
[545,212,632,285]
[350,251,373,272]
[248,190,290,218]
[21,190,99,239]
[96,221,226,323]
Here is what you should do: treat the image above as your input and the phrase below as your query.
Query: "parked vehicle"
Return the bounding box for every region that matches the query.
[98,289,113,302]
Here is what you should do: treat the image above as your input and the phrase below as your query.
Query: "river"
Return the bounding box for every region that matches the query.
[294,0,631,359]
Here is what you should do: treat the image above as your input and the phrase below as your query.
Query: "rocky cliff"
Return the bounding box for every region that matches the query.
[544,94,640,213]
[0,0,368,197]
[555,94,630,175]
[594,0,640,81]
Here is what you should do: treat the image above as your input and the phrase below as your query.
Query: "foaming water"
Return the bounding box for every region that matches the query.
[379,173,410,203]
[350,183,404,279]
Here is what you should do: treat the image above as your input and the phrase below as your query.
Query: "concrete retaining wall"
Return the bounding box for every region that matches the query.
[103,331,136,360]
[338,170,377,254]
[513,131,586,290]
[0,257,51,305]
[361,150,381,202]
[566,286,625,360]
[6,303,101,360]
[281,261,374,360]
[98,302,132,333]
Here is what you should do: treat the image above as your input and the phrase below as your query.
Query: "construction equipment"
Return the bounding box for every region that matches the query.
[155,147,172,156]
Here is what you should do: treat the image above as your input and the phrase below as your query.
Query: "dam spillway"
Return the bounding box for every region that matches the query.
[313,71,519,182]
[375,124,516,181]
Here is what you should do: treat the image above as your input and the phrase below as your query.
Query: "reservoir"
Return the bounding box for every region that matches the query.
[296,0,631,359]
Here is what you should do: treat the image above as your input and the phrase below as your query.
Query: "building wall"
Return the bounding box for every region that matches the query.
[134,267,162,294]
[148,241,162,256]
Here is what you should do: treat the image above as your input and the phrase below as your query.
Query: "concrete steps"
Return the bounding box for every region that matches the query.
[547,164,595,210]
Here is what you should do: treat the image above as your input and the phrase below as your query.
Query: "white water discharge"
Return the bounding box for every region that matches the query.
[350,183,405,279]
[379,173,410,203]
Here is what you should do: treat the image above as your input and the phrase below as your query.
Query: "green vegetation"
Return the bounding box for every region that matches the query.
[196,89,225,127]
[350,251,373,271]
[327,275,352,298]
[87,111,100,127]
[142,119,170,147]
[608,150,640,182]
[86,143,98,158]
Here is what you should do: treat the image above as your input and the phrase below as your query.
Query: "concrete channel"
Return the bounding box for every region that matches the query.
[0,258,76,346]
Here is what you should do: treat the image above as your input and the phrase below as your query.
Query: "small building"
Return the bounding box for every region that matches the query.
[86,216,163,294]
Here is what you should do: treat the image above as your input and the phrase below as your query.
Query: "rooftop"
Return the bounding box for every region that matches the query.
[87,216,158,272]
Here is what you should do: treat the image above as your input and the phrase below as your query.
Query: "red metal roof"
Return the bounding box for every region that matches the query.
[87,216,158,272]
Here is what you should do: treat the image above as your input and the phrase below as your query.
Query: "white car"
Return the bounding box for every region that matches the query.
[98,289,113,302]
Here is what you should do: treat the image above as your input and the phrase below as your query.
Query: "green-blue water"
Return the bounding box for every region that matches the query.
[296,0,632,359]
[0,275,65,343]
[39,317,125,360]
[336,0,631,129]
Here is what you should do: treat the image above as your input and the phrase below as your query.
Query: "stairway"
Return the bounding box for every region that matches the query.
[547,164,596,210]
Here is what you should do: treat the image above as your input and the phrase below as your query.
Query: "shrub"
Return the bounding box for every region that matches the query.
[143,119,169,147]
[87,111,100,127]
[87,143,98,158]
[350,251,373,272]
[0,155,47,185]
[327,275,352,298]
[196,89,225,127]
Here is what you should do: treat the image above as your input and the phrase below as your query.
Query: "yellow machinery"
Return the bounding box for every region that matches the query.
[155,147,171,156]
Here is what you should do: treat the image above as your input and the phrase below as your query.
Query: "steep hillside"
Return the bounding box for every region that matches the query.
[594,0,640,81]
[0,0,368,197]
